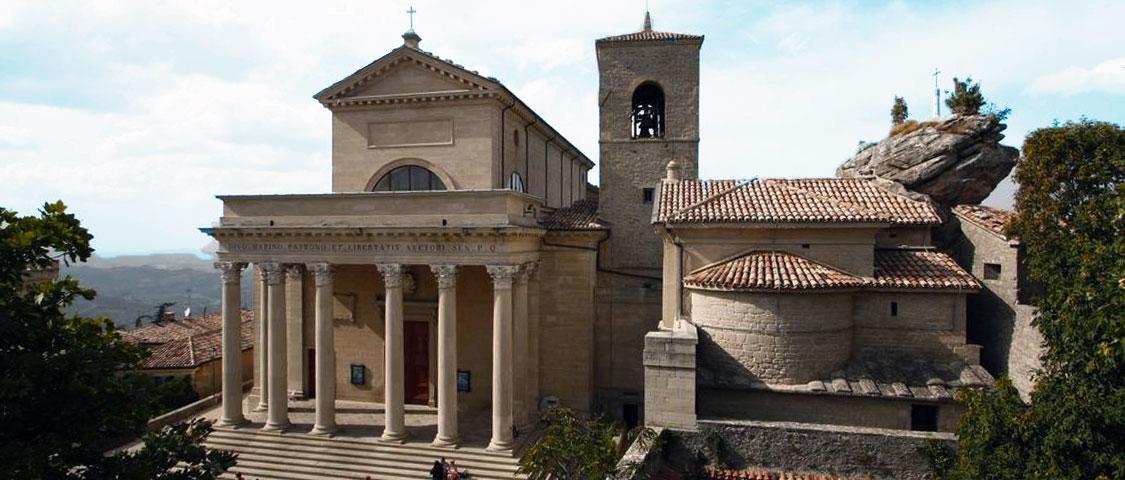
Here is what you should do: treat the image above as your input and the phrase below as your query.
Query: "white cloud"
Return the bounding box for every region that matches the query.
[1027,58,1125,96]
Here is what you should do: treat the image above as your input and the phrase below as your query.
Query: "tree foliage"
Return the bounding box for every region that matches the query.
[891,96,909,125]
[940,120,1125,480]
[946,77,985,116]
[518,407,620,480]
[0,202,235,479]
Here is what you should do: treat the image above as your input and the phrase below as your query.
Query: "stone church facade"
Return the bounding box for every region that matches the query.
[205,15,992,451]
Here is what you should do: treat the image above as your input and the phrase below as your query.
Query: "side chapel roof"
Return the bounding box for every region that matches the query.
[656,178,942,226]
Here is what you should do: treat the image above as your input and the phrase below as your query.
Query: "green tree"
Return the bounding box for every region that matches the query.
[891,96,909,125]
[0,202,235,479]
[945,77,985,116]
[518,407,620,480]
[941,120,1124,480]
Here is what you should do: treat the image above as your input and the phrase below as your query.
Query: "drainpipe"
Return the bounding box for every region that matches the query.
[543,135,555,203]
[524,117,537,193]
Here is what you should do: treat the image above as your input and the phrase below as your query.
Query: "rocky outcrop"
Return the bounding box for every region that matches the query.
[837,115,1018,210]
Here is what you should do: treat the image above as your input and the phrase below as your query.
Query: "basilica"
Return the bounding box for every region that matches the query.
[205,13,990,458]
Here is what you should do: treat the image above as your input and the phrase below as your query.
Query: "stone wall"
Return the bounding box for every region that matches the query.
[643,321,698,430]
[666,419,957,480]
[699,388,962,433]
[853,292,972,362]
[691,291,853,385]
[951,217,1042,399]
[594,270,662,419]
[538,242,598,413]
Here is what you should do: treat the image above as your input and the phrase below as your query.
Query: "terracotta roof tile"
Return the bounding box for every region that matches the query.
[873,249,980,290]
[954,204,1014,238]
[124,315,223,345]
[702,467,869,480]
[684,251,866,291]
[133,311,254,370]
[597,29,703,43]
[539,199,608,231]
[657,178,940,226]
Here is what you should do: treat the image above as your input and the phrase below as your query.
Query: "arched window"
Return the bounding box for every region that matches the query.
[509,171,526,193]
[632,82,665,139]
[372,165,447,192]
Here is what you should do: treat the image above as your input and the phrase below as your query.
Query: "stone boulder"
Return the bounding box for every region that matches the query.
[837,115,1018,209]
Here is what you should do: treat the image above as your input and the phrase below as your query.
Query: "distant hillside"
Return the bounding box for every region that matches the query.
[63,254,252,329]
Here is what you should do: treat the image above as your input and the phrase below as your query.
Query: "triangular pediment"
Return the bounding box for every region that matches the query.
[315,47,499,103]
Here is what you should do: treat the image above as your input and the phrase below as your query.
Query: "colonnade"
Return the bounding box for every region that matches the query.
[212,260,536,451]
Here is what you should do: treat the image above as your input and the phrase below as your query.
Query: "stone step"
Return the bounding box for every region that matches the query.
[207,428,526,480]
[205,438,521,477]
[209,428,518,459]
[206,431,520,469]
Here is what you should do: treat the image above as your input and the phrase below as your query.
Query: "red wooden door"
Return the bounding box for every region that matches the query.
[404,321,430,405]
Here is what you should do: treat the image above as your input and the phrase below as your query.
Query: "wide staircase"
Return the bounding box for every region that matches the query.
[207,428,527,480]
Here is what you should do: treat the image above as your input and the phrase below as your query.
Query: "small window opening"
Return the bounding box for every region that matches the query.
[622,403,640,430]
[801,243,810,249]
[509,172,526,193]
[513,129,520,147]
[642,187,655,204]
[983,263,1002,280]
[631,83,665,139]
[911,404,939,432]
[890,301,898,317]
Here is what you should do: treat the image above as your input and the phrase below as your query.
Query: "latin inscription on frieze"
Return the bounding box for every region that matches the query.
[225,241,499,255]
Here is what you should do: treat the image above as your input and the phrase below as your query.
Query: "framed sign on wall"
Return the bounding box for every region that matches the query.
[350,364,366,385]
[457,370,471,392]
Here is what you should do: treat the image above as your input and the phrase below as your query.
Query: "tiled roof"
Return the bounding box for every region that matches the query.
[539,199,608,231]
[954,204,1014,239]
[597,29,703,43]
[131,311,254,370]
[684,251,866,291]
[702,467,869,480]
[873,249,981,290]
[702,350,994,401]
[656,178,941,226]
[124,315,223,345]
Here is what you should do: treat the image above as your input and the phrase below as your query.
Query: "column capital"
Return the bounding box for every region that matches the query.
[285,263,304,280]
[214,261,246,284]
[377,263,404,288]
[260,262,284,285]
[486,265,520,290]
[308,263,335,287]
[516,261,539,285]
[430,264,459,290]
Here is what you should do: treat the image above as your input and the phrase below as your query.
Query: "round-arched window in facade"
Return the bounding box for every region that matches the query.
[509,172,526,193]
[372,165,447,192]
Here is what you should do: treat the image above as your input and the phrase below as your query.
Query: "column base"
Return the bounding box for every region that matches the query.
[486,440,514,453]
[379,431,407,444]
[253,403,269,412]
[262,421,289,433]
[309,425,337,436]
[215,416,247,429]
[432,436,460,449]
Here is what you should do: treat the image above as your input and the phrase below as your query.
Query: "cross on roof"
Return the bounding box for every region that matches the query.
[406,5,417,31]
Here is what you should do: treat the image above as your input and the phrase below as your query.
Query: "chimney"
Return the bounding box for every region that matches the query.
[162,311,176,322]
[665,160,681,182]
[403,30,422,49]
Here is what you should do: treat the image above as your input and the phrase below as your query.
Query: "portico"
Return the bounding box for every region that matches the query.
[208,190,552,451]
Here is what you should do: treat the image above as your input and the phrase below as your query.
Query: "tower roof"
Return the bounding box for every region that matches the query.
[596,11,703,44]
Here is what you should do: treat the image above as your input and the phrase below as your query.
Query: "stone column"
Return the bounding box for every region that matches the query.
[430,264,458,447]
[285,265,306,399]
[377,263,406,443]
[254,265,270,412]
[309,263,336,435]
[262,262,289,432]
[486,265,519,452]
[512,264,530,429]
[215,261,246,427]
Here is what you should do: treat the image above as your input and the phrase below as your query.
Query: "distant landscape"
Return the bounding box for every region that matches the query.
[63,253,252,329]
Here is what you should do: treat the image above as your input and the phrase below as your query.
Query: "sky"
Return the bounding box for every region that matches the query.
[1,0,1123,256]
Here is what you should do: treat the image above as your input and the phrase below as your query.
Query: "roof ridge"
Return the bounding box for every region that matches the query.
[187,336,195,366]
[670,179,751,222]
[771,179,888,222]
[690,248,863,281]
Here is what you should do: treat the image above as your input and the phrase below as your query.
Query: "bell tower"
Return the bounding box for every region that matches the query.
[596,12,703,273]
